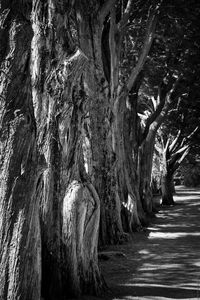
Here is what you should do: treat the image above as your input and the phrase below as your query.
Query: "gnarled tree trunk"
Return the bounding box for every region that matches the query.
[76,2,124,246]
[114,89,146,232]
[0,3,44,299]
[31,1,103,298]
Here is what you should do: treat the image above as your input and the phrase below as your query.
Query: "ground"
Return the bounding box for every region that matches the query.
[70,186,200,300]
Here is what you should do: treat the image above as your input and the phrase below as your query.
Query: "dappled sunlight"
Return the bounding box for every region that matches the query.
[191,261,200,267]
[138,263,182,271]
[112,282,200,299]
[119,283,199,290]
[126,188,200,297]
[147,227,160,231]
[99,187,200,300]
[138,249,150,255]
[156,223,199,229]
[149,231,200,239]
[96,187,200,300]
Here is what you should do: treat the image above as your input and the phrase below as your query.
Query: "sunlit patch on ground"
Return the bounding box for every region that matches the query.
[149,231,200,239]
[97,186,200,300]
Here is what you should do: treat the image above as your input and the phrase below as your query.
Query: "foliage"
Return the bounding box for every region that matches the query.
[178,154,200,187]
[183,166,200,187]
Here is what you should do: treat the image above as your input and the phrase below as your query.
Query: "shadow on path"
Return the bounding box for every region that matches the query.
[70,186,200,300]
[98,186,200,300]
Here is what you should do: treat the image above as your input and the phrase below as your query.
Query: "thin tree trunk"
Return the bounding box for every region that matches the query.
[139,133,155,215]
[161,172,175,205]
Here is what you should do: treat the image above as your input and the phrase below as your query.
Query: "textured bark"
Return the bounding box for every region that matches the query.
[76,2,124,246]
[32,3,64,298]
[58,77,103,296]
[62,181,102,295]
[0,3,44,299]
[160,133,191,206]
[161,172,175,205]
[139,74,183,213]
[160,139,175,205]
[108,4,160,232]
[114,89,145,232]
[139,132,155,215]
[31,1,103,297]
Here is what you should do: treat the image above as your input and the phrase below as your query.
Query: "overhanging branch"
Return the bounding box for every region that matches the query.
[99,0,116,23]
[141,86,165,142]
[126,1,163,91]
[119,0,134,30]
[172,146,190,173]
[169,129,182,153]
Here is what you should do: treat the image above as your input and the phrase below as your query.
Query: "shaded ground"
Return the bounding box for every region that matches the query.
[72,186,200,300]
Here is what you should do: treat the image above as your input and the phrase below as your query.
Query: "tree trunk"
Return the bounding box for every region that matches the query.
[171,178,176,194]
[161,172,175,205]
[139,132,155,215]
[114,89,146,232]
[77,5,124,246]
[59,79,103,296]
[0,4,44,299]
[32,1,103,297]
[160,141,175,206]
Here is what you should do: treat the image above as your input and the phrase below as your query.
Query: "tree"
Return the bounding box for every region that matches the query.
[72,0,126,246]
[108,0,162,230]
[137,0,200,213]
[72,0,162,238]
[0,2,44,298]
[155,84,200,205]
[138,75,181,214]
[1,0,200,298]
[180,152,200,187]
[158,126,199,205]
[0,0,104,298]
[32,1,103,298]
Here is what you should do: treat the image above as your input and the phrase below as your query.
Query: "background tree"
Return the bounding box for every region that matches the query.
[108,0,162,231]
[137,0,200,211]
[180,152,200,187]
[158,125,199,205]
[157,88,200,205]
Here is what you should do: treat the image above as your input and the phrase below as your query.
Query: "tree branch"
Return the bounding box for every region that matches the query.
[164,136,171,152]
[119,0,134,30]
[165,75,182,104]
[109,5,119,98]
[150,75,182,130]
[141,86,165,142]
[169,129,182,153]
[179,126,199,148]
[169,144,189,168]
[172,146,190,173]
[99,0,116,23]
[140,74,177,144]
[126,1,163,91]
[187,126,199,140]
[171,144,189,157]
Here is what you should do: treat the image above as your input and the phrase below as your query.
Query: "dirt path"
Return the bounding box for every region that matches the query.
[72,186,200,300]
